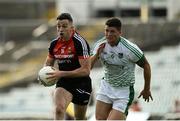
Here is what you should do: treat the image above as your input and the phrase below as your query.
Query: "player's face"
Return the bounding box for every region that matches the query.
[105,25,121,46]
[57,19,74,41]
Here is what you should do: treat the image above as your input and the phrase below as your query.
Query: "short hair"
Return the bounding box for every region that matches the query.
[105,17,122,31]
[56,13,73,22]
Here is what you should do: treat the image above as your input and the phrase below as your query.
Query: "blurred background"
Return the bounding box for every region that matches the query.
[0,0,179,120]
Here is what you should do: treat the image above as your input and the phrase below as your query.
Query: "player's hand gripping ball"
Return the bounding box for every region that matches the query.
[38,66,57,86]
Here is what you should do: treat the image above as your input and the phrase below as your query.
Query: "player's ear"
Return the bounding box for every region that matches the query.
[120,31,122,35]
[118,30,122,35]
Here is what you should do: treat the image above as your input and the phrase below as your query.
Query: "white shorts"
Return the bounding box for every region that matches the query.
[96,79,134,115]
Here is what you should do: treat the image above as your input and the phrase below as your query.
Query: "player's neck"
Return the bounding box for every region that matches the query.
[109,38,120,46]
[59,35,71,41]
[64,36,70,41]
[63,31,74,41]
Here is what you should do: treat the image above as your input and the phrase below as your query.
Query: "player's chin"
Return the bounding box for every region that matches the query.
[106,37,114,42]
[107,39,115,44]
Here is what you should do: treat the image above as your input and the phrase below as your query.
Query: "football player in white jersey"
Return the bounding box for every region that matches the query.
[91,17,153,120]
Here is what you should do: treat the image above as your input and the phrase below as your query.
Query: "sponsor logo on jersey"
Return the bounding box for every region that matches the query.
[58,59,72,64]
[68,47,72,54]
[54,54,74,59]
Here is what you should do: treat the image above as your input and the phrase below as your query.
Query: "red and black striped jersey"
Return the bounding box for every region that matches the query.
[48,31,90,71]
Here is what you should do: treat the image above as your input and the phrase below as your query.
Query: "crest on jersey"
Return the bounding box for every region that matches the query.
[61,47,65,54]
[68,47,72,54]
[118,53,123,58]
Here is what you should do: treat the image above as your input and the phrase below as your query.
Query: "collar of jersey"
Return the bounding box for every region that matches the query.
[113,37,121,46]
[58,31,75,44]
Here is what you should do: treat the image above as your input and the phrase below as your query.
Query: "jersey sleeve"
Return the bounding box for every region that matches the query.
[127,43,144,63]
[48,39,57,58]
[74,33,90,59]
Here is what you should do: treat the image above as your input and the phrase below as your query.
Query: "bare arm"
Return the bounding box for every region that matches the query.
[90,53,99,69]
[47,58,91,80]
[90,43,105,69]
[137,56,153,102]
[44,56,55,67]
[59,58,91,77]
[143,58,151,91]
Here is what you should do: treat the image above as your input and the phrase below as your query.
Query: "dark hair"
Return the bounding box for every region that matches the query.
[56,13,73,22]
[105,17,122,31]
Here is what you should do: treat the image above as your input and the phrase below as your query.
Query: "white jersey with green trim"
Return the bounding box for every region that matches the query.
[92,36,144,88]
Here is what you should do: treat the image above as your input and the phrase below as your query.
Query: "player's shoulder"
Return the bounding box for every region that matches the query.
[50,37,59,44]
[120,36,140,49]
[72,32,90,50]
[120,36,135,45]
[92,37,106,50]
[73,31,86,42]
[49,37,59,49]
[120,36,143,57]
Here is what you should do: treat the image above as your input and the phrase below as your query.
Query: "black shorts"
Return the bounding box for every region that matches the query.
[56,76,92,105]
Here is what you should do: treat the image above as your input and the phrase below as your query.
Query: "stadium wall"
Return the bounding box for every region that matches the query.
[122,21,180,51]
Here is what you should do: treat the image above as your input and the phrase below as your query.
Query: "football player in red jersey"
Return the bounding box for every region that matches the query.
[43,13,92,120]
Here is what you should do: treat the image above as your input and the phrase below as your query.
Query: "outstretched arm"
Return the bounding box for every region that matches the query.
[137,56,153,102]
